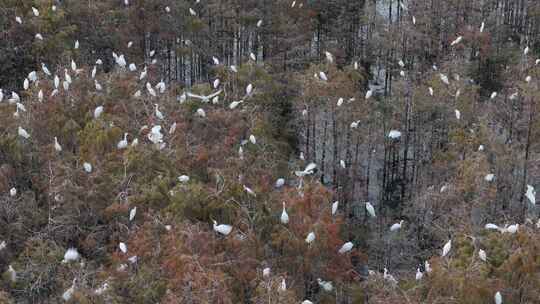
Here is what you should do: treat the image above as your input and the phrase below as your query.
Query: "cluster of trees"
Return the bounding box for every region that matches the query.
[1,0,540,303]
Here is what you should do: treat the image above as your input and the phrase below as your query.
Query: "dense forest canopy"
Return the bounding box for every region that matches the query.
[1,0,540,303]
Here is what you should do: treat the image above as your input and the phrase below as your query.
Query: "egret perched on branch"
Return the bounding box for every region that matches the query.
[450,36,463,46]
[305,231,315,244]
[325,51,334,63]
[440,73,449,85]
[83,162,92,173]
[54,137,62,152]
[365,89,372,100]
[275,178,285,188]
[280,202,289,224]
[319,71,328,81]
[117,133,128,149]
[485,174,495,182]
[415,268,423,280]
[494,291,502,304]
[390,220,404,232]
[365,202,376,217]
[18,127,30,139]
[478,249,487,262]
[129,207,136,221]
[213,220,232,236]
[480,22,485,32]
[526,185,535,205]
[429,87,434,96]
[32,7,39,16]
[154,104,164,120]
[178,175,190,183]
[388,130,401,139]
[119,242,127,254]
[338,242,354,254]
[504,224,518,234]
[94,106,103,119]
[62,248,80,263]
[317,278,333,291]
[295,163,317,177]
[485,223,500,231]
[332,201,339,215]
[442,239,452,257]
[187,90,222,103]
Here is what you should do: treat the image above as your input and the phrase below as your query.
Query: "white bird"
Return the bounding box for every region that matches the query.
[504,224,519,234]
[196,108,206,117]
[129,63,137,71]
[490,92,497,99]
[338,241,354,254]
[450,36,463,46]
[262,267,270,277]
[169,122,177,134]
[15,16,22,24]
[62,248,80,263]
[229,100,244,109]
[412,16,416,25]
[390,220,404,232]
[365,202,376,217]
[165,6,170,13]
[275,178,285,188]
[415,268,423,280]
[279,278,286,291]
[95,80,102,91]
[485,223,500,230]
[38,90,43,102]
[96,59,103,65]
[83,162,92,173]
[478,249,487,262]
[119,242,128,254]
[485,174,495,182]
[18,126,30,139]
[147,125,163,144]
[154,104,164,120]
[398,59,405,67]
[383,268,398,284]
[129,207,136,221]
[425,260,432,273]
[319,71,328,81]
[525,75,532,83]
[305,231,315,244]
[440,73,449,85]
[63,80,70,91]
[230,65,238,73]
[146,82,156,97]
[23,78,29,90]
[494,291,502,304]
[246,83,253,96]
[400,70,406,77]
[442,239,452,257]
[74,40,79,49]
[388,130,401,139]
[127,41,133,48]
[71,59,77,72]
[90,65,97,79]
[9,187,17,197]
[526,184,535,205]
[187,90,222,103]
[117,133,128,149]
[178,175,190,183]
[7,265,17,282]
[32,7,39,16]
[354,61,359,70]
[337,97,344,107]
[94,106,104,119]
[455,109,461,120]
[0,241,6,251]
[332,201,339,215]
[257,19,263,27]
[213,78,220,89]
[212,56,220,65]
[325,51,334,63]
[243,185,256,196]
[156,80,166,94]
[54,75,60,89]
[340,159,346,168]
[189,8,197,16]
[480,22,485,33]
[213,220,232,236]
[249,134,256,144]
[317,278,333,291]
[54,137,62,152]
[280,202,289,224]
[524,46,530,55]
[9,92,20,103]
[295,163,317,177]
[365,89,373,100]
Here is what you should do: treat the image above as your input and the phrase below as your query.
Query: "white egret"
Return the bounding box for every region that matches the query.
[337,97,344,107]
[23,78,29,90]
[18,126,30,139]
[280,202,289,224]
[154,104,164,120]
[317,278,333,291]
[213,78,220,89]
[187,90,222,103]
[450,36,463,46]
[0,241,6,251]
[490,92,497,99]
[196,108,206,117]
[62,248,80,263]
[94,106,104,119]
[243,185,256,196]
[425,260,432,273]
[229,100,244,109]
[279,278,286,291]
[15,16,22,24]
[275,178,285,188]
[129,63,137,71]
[7,265,16,282]
[262,267,270,277]
[480,22,485,32]
[340,159,346,168]
[325,51,334,63]
[302,301,313,304]
[169,122,177,134]
[332,201,338,215]
[74,40,79,49]
[119,242,127,254]
[442,239,452,257]
[526,185,535,205]
[246,83,253,95]
[526,75,532,83]
[305,231,315,244]
[504,224,518,234]
[485,223,500,230]
[178,175,190,183]
[146,82,156,97]
[524,46,530,55]
[439,73,449,85]
[189,8,197,16]
[249,134,256,144]
[129,207,136,221]
[494,291,502,304]
[338,241,354,254]
[485,174,495,182]
[147,125,163,144]
[32,7,39,16]
[257,19,263,27]
[38,90,43,102]
[388,130,401,139]
[54,137,62,152]
[83,162,92,173]
[295,163,317,177]
[117,133,128,149]
[10,188,17,197]
[455,109,461,120]
[95,80,102,91]
[62,280,76,301]
[54,75,60,89]
[365,89,372,100]
[230,65,238,72]
[213,220,232,236]
[415,268,423,280]
[390,220,404,232]
[479,249,487,262]
[365,202,376,217]
[319,71,328,81]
